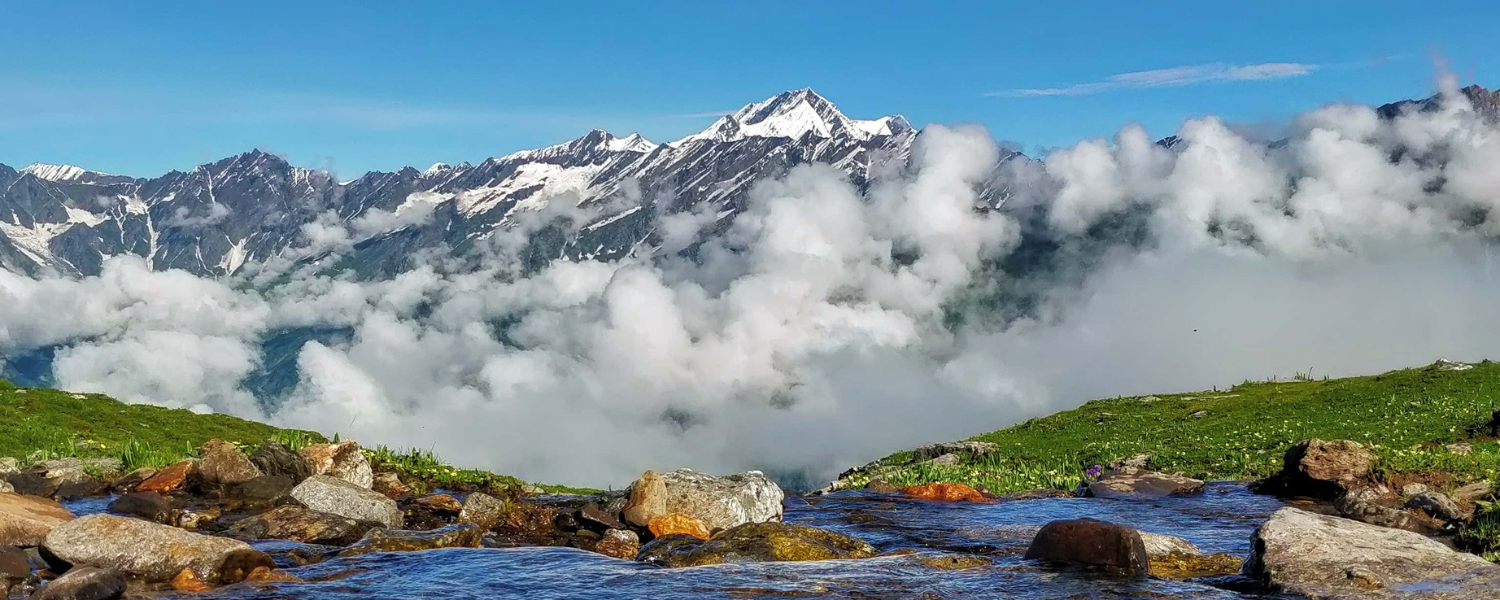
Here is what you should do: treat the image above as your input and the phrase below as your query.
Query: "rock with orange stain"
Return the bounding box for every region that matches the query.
[648,513,711,539]
[899,483,990,503]
[137,461,195,494]
[171,567,213,592]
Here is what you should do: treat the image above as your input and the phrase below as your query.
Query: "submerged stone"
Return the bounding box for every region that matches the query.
[337,523,484,557]
[636,522,877,568]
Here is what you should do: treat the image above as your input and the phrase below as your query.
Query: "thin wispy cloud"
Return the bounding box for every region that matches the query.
[989,61,1318,97]
[670,110,736,119]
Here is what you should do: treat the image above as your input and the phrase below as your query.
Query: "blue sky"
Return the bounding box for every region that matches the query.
[3,1,1496,178]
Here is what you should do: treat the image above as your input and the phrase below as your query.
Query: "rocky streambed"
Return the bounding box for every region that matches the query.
[1,437,1497,600]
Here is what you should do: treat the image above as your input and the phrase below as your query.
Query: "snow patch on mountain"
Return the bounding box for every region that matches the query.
[20,163,106,182]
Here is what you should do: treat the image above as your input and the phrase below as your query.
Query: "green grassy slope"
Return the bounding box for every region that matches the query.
[845,361,1500,494]
[0,379,593,494]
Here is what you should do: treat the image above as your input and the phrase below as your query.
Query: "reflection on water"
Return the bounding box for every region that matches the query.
[146,482,1291,600]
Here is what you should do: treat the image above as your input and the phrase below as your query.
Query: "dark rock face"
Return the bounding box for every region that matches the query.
[1023,518,1150,577]
[29,566,126,600]
[229,475,295,509]
[106,492,174,523]
[578,502,625,532]
[224,505,371,546]
[1246,507,1500,599]
[250,443,310,483]
[337,524,484,557]
[636,522,877,568]
[1255,439,1376,498]
[195,439,263,488]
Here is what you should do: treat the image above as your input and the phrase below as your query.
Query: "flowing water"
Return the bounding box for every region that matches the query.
[67,482,1297,599]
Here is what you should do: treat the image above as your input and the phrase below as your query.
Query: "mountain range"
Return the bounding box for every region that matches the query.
[3,85,1497,283]
[0,89,919,280]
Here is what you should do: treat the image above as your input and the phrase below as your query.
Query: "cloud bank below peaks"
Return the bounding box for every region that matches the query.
[3,83,1500,488]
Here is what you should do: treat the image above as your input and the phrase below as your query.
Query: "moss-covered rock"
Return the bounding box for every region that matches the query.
[337,523,483,557]
[637,522,876,568]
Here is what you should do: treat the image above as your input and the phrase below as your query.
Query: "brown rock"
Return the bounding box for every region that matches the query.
[1261,439,1377,498]
[244,566,301,583]
[578,502,625,532]
[196,439,262,487]
[458,492,510,530]
[1023,518,1150,577]
[299,441,373,489]
[863,479,900,494]
[224,505,371,546]
[594,529,639,560]
[372,472,411,498]
[109,468,157,493]
[136,461,194,494]
[0,492,74,547]
[648,513,710,540]
[622,470,666,528]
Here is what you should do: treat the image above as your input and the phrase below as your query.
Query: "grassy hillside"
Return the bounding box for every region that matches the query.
[844,361,1500,494]
[0,379,591,494]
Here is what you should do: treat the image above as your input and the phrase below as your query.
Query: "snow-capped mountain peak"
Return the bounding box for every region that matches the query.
[607,133,658,153]
[676,88,906,145]
[20,163,107,182]
[423,162,453,176]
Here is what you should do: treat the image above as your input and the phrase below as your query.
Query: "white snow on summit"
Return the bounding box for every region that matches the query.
[675,88,906,145]
[20,163,109,182]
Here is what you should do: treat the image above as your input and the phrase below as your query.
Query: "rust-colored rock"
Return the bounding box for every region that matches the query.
[0,492,75,547]
[171,567,213,592]
[648,513,710,540]
[136,461,194,494]
[899,483,990,503]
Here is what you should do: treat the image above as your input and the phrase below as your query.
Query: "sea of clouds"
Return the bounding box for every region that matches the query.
[2,75,1498,488]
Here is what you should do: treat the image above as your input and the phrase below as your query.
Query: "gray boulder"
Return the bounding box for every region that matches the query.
[290,475,403,528]
[1406,491,1466,523]
[1245,507,1500,599]
[43,514,274,584]
[1087,471,1204,499]
[624,469,783,533]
